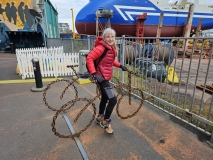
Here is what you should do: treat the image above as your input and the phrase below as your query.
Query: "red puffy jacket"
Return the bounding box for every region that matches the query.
[86,37,121,80]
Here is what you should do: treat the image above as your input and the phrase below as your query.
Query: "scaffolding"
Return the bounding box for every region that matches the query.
[135,13,147,43]
[96,8,113,36]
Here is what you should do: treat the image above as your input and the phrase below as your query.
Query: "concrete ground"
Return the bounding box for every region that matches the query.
[0,53,213,160]
[0,53,21,80]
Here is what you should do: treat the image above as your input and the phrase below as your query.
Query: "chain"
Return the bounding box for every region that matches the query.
[51,98,97,138]
[43,65,102,138]
[43,65,150,138]
[43,79,73,111]
[114,69,153,119]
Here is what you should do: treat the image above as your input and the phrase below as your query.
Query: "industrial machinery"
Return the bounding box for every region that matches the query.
[95,8,113,36]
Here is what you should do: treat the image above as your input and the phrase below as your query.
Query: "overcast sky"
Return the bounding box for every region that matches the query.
[50,0,89,31]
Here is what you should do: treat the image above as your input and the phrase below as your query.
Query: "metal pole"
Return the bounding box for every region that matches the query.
[121,35,125,83]
[96,11,99,36]
[211,130,213,144]
[71,38,74,53]
[71,8,75,39]
[32,58,43,88]
[42,0,46,47]
[210,94,213,144]
[62,113,89,160]
[87,35,91,51]
[44,0,49,38]
[31,57,45,92]
[37,0,46,47]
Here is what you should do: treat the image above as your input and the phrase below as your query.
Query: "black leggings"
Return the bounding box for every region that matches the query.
[98,81,117,119]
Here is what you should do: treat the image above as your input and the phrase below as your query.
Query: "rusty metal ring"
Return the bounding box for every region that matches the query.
[43,79,78,111]
[51,98,96,138]
[115,84,145,119]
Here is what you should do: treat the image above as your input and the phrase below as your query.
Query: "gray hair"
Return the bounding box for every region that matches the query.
[102,28,116,37]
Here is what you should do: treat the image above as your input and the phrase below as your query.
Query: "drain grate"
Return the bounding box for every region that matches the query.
[196,84,213,94]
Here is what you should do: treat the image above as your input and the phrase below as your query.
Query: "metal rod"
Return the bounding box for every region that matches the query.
[199,40,209,115]
[210,130,213,144]
[121,35,125,83]
[87,35,91,51]
[209,94,213,144]
[71,8,75,39]
[183,38,196,109]
[62,113,89,160]
[176,39,187,107]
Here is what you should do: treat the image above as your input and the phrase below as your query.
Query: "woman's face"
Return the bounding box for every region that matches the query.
[103,32,115,46]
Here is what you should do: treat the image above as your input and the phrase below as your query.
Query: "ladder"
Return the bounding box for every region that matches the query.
[136,13,147,43]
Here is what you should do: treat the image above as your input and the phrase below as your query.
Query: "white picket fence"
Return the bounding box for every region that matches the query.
[16,46,79,79]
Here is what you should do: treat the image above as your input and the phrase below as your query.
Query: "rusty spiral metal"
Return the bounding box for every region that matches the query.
[43,79,78,112]
[114,69,152,119]
[43,65,102,138]
[43,65,149,138]
[51,98,96,138]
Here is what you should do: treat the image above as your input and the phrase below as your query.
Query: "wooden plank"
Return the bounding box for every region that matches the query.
[156,13,164,45]
[196,85,213,94]
[184,4,195,37]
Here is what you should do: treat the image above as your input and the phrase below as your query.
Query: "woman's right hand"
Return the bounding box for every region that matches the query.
[92,73,104,83]
[120,65,128,71]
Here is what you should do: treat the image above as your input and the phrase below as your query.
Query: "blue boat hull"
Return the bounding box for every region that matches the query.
[75,0,213,37]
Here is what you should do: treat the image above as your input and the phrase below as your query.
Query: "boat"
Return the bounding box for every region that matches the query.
[75,0,213,37]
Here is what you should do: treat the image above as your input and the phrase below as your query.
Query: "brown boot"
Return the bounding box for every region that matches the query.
[95,114,104,124]
[100,119,113,134]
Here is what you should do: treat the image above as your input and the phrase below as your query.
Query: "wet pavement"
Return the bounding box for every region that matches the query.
[0,53,213,160]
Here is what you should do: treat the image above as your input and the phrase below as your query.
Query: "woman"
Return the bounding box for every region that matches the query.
[86,28,127,134]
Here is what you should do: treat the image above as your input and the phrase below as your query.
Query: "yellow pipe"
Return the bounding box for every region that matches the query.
[71,8,75,39]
